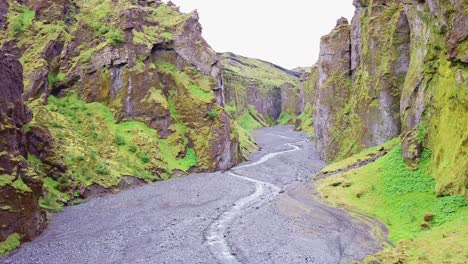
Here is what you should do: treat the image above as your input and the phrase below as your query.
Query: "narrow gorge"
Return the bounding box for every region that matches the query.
[0,0,466,263]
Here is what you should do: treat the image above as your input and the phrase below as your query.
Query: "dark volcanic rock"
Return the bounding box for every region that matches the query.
[23,0,72,23]
[0,1,8,29]
[0,46,46,244]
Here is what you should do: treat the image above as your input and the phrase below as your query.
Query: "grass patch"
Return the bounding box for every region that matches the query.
[318,145,467,242]
[11,177,32,193]
[0,233,21,256]
[239,112,263,131]
[318,141,468,263]
[48,73,66,88]
[277,112,295,125]
[320,138,400,174]
[207,109,218,120]
[295,103,314,137]
[38,177,69,212]
[186,84,214,103]
[9,5,35,35]
[365,208,468,263]
[106,28,125,46]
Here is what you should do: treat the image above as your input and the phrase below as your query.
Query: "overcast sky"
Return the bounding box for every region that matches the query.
[167,0,355,69]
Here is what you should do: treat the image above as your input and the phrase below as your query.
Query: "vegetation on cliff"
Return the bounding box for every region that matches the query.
[220,52,303,130]
[0,0,249,254]
[299,0,467,196]
[309,1,468,262]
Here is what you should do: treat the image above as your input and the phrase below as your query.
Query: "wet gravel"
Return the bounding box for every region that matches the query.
[1,126,384,264]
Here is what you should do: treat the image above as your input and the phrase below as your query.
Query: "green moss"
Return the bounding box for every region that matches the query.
[425,60,468,196]
[11,177,32,193]
[0,233,21,256]
[161,32,173,41]
[186,84,214,103]
[78,48,96,63]
[318,144,467,243]
[30,94,163,190]
[106,28,125,46]
[277,113,294,125]
[295,103,315,137]
[48,73,66,88]
[39,177,69,212]
[76,0,114,33]
[144,87,168,109]
[320,137,400,174]
[9,5,35,35]
[133,25,160,48]
[0,175,15,188]
[207,110,218,120]
[239,112,263,131]
[224,104,237,117]
[231,121,258,160]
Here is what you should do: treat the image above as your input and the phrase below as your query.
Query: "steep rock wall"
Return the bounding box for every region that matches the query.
[221,52,301,129]
[0,0,241,179]
[300,0,467,195]
[0,45,46,246]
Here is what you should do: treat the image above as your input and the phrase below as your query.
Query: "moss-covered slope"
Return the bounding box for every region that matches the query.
[220,52,302,130]
[317,141,467,263]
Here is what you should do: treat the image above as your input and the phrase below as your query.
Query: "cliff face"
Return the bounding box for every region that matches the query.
[221,53,302,130]
[0,0,246,249]
[2,0,243,176]
[0,46,45,246]
[300,0,467,195]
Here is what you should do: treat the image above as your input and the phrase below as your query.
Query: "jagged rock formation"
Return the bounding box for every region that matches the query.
[300,0,467,195]
[0,0,249,250]
[220,52,302,129]
[0,45,46,247]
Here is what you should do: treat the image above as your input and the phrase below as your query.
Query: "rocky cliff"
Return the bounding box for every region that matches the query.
[0,45,45,251]
[0,0,248,251]
[300,0,467,196]
[220,52,302,130]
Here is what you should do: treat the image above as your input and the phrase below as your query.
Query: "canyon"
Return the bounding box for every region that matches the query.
[0,0,466,263]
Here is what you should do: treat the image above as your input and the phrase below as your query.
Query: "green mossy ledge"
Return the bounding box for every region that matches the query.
[317,141,468,263]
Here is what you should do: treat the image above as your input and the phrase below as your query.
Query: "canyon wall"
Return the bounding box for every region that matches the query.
[0,45,45,245]
[221,52,302,129]
[0,0,248,247]
[300,0,467,196]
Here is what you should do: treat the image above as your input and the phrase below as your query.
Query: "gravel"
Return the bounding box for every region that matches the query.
[1,125,384,264]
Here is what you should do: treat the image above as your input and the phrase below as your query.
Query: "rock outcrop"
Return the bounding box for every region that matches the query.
[299,0,467,195]
[1,0,242,181]
[0,45,46,246]
[0,0,248,251]
[221,52,301,129]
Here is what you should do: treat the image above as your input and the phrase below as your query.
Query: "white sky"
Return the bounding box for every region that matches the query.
[167,0,355,69]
